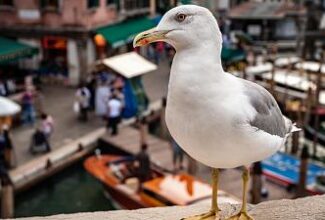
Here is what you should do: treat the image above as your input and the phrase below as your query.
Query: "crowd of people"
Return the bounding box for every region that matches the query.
[0,75,55,182]
[74,70,124,136]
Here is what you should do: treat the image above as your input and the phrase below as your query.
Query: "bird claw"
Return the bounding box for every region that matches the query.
[226,211,254,220]
[181,210,220,220]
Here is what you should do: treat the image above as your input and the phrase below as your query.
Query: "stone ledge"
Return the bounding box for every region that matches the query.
[18,195,325,220]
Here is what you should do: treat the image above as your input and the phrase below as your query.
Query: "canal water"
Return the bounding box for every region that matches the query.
[14,158,115,218]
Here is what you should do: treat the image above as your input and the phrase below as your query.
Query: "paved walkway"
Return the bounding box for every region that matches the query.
[11,59,171,166]
[11,87,104,165]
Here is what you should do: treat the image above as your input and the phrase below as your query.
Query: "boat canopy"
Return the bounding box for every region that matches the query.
[100,52,157,79]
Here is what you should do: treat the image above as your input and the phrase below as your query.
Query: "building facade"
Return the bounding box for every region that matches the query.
[0,0,159,85]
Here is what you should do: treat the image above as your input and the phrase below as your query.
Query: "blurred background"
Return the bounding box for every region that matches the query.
[0,0,325,218]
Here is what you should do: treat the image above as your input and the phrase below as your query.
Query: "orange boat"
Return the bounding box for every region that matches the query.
[84,154,239,209]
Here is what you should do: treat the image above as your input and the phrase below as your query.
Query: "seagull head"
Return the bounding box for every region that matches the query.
[133,5,222,51]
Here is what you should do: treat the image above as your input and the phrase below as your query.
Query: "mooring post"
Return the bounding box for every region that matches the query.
[78,143,83,152]
[296,145,309,198]
[291,132,300,155]
[1,178,14,218]
[251,162,262,204]
[46,158,52,169]
[139,117,148,146]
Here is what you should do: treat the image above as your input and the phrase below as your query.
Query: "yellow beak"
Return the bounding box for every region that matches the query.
[133,28,169,47]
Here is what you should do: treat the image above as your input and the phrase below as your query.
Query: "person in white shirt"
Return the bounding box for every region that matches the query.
[107,94,122,135]
[40,113,54,152]
[95,81,110,116]
[76,84,91,121]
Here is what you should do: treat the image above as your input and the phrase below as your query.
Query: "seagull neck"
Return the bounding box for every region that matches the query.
[175,43,222,65]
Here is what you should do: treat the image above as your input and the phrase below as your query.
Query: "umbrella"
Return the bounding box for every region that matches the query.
[0,97,21,116]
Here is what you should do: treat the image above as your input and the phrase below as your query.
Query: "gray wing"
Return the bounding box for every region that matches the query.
[241,79,287,138]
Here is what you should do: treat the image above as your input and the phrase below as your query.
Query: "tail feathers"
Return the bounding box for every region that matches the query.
[283,116,301,135]
[290,123,302,133]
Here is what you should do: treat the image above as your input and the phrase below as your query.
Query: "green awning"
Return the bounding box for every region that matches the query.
[181,0,192,4]
[96,17,156,48]
[0,37,38,64]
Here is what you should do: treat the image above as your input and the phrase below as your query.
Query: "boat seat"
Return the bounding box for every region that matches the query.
[116,181,138,195]
[125,177,139,192]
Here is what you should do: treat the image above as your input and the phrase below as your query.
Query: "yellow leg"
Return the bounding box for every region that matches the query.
[227,167,254,220]
[181,168,220,220]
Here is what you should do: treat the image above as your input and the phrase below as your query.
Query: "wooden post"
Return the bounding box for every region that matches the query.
[1,180,14,218]
[46,159,52,169]
[291,132,300,155]
[251,162,262,204]
[139,117,148,146]
[78,143,83,152]
[270,60,276,96]
[312,51,324,158]
[296,145,309,198]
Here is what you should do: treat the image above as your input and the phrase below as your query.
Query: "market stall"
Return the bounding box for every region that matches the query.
[97,52,157,118]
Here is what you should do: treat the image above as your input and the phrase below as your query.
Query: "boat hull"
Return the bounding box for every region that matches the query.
[103,184,148,210]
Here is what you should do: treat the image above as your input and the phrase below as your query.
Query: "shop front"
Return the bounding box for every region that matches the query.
[40,36,68,80]
[0,37,39,97]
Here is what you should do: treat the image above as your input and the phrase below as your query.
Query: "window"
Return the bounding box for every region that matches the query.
[40,0,59,10]
[88,0,99,8]
[0,0,13,7]
[107,0,120,10]
[124,0,149,10]
[135,0,149,8]
[141,0,150,7]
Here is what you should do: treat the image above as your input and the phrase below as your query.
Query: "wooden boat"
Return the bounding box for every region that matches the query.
[84,154,238,209]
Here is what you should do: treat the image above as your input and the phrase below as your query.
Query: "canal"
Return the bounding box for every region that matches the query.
[14,158,115,218]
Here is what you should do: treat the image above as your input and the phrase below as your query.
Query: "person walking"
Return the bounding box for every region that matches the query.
[21,88,36,126]
[107,93,122,135]
[75,84,91,122]
[135,143,151,191]
[2,125,15,168]
[40,113,54,152]
[86,72,97,111]
[95,81,110,117]
[0,129,8,182]
[29,127,47,154]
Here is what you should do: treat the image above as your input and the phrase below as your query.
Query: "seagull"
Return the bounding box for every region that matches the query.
[134,5,298,220]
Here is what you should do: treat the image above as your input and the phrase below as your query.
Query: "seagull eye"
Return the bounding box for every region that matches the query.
[176,13,187,22]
